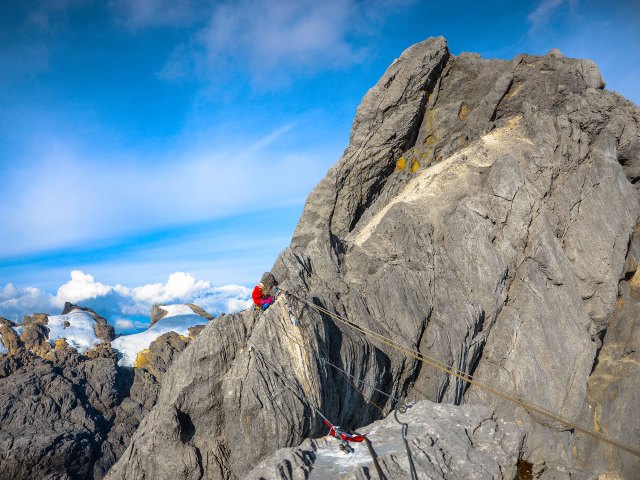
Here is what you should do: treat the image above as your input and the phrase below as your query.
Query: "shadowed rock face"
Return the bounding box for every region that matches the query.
[106,37,639,479]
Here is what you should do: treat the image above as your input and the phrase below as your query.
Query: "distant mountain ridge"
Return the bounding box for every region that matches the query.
[0,303,211,478]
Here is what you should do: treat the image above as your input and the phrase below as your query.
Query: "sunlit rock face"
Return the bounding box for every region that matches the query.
[102,36,638,479]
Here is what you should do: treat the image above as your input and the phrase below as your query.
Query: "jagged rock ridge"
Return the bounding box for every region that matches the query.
[105,37,640,479]
[0,304,211,479]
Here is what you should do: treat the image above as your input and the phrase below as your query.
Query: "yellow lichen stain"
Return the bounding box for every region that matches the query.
[424,135,437,146]
[134,349,152,368]
[396,157,407,170]
[609,386,618,401]
[54,338,69,350]
[629,262,640,288]
[179,335,189,341]
[572,446,578,458]
[593,404,602,433]
[411,158,420,173]
[458,103,470,122]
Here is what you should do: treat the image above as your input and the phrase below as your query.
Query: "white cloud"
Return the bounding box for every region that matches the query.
[527,0,567,31]
[0,284,56,320]
[0,271,253,332]
[131,271,211,303]
[153,0,410,85]
[55,270,116,305]
[115,318,135,329]
[0,124,333,257]
[201,0,358,79]
[114,318,148,330]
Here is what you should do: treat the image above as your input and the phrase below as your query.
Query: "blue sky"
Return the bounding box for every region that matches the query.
[0,0,638,325]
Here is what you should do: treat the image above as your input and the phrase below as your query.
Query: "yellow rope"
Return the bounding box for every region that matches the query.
[289,292,640,458]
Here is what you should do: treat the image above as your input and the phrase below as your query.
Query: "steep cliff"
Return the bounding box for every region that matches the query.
[106,37,640,479]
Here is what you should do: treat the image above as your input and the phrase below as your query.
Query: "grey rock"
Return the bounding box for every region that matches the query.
[150,305,170,327]
[186,303,216,321]
[0,316,22,354]
[62,302,116,342]
[572,234,640,479]
[0,302,211,479]
[133,331,190,381]
[547,48,564,58]
[0,345,160,480]
[246,400,524,480]
[106,37,640,480]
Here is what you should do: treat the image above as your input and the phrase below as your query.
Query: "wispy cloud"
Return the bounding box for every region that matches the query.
[25,0,90,33]
[109,0,198,30]
[155,0,410,85]
[202,0,359,79]
[0,270,253,332]
[527,0,572,31]
[0,123,333,257]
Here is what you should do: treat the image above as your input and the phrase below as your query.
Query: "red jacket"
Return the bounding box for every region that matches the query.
[252,284,272,307]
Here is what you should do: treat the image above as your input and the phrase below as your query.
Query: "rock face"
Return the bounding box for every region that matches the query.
[245,400,524,479]
[107,37,640,479]
[0,304,210,479]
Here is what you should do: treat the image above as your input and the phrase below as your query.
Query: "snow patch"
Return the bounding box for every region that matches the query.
[47,310,102,353]
[111,304,208,367]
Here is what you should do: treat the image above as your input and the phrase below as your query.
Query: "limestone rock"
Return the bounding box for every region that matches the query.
[246,400,524,480]
[0,344,160,479]
[105,36,640,479]
[150,304,170,327]
[133,331,190,381]
[186,303,216,321]
[0,317,22,354]
[0,300,214,478]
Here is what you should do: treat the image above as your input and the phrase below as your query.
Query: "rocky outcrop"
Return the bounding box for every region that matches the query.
[0,346,150,480]
[246,400,524,479]
[62,302,116,342]
[106,37,639,479]
[0,303,211,479]
[150,304,170,327]
[133,331,190,380]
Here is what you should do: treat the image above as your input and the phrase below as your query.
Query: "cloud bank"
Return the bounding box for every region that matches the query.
[0,270,253,333]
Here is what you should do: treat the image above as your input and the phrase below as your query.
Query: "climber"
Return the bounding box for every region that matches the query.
[252,272,277,310]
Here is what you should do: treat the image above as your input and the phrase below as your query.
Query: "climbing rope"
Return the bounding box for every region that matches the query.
[275,294,418,477]
[269,295,417,476]
[273,298,397,415]
[394,408,418,480]
[248,339,365,454]
[286,291,640,459]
